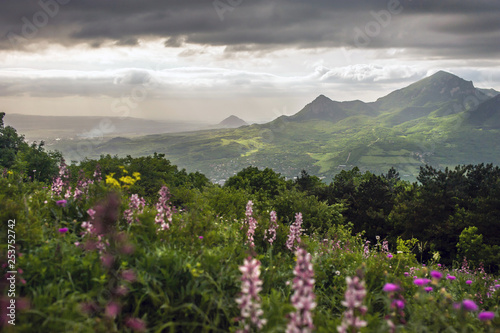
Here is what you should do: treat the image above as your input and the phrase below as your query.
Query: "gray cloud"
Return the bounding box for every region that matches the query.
[0,0,499,59]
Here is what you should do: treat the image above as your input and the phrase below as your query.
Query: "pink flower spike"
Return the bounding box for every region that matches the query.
[478,311,495,321]
[430,271,442,279]
[447,275,456,281]
[466,280,472,285]
[58,227,68,233]
[383,283,400,292]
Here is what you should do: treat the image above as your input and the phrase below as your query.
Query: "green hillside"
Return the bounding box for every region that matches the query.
[53,71,500,182]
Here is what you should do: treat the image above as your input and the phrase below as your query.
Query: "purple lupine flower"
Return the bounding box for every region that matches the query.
[264,210,279,244]
[462,299,478,311]
[155,186,172,231]
[286,213,303,251]
[478,311,495,321]
[244,201,258,248]
[287,248,316,333]
[430,270,443,279]
[124,194,146,224]
[337,276,367,333]
[235,257,266,333]
[383,283,400,292]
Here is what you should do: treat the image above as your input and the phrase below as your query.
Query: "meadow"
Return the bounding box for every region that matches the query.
[1,158,499,332]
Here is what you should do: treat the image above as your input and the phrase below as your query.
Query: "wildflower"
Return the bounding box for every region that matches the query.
[383,283,400,293]
[286,213,303,251]
[288,248,316,333]
[58,227,68,233]
[105,301,120,318]
[424,287,433,292]
[198,236,203,239]
[363,240,370,258]
[235,257,266,333]
[391,300,405,309]
[382,240,390,253]
[264,210,279,244]
[437,264,442,267]
[466,280,472,285]
[387,253,393,259]
[155,186,172,231]
[404,272,409,277]
[125,317,147,332]
[447,275,456,281]
[338,275,367,333]
[478,311,495,321]
[122,269,136,282]
[56,199,67,207]
[462,299,478,312]
[414,278,431,286]
[124,194,146,224]
[244,201,257,248]
[430,271,443,280]
[376,235,380,240]
[51,159,70,196]
[336,271,341,276]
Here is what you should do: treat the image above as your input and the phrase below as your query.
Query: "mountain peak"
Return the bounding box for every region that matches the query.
[219,115,248,128]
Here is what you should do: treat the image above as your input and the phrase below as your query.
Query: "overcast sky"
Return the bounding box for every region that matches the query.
[1,0,500,122]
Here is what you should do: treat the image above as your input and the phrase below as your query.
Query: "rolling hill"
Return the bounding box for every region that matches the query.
[50,71,500,183]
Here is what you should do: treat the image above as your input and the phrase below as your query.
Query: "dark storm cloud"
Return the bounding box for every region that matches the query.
[1,0,499,58]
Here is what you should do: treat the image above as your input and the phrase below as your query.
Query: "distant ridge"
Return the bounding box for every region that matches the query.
[218,115,248,128]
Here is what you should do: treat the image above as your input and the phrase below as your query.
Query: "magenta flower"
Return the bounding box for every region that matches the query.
[286,213,303,251]
[235,257,266,332]
[383,283,400,292]
[56,199,67,207]
[287,248,316,333]
[447,275,456,281]
[462,299,478,312]
[391,300,405,309]
[430,270,442,279]
[121,269,136,282]
[404,272,409,277]
[387,253,393,259]
[198,236,203,239]
[105,301,120,318]
[478,311,495,321]
[466,280,472,285]
[124,194,146,224]
[437,264,442,267]
[424,287,433,292]
[414,278,431,286]
[125,317,147,332]
[58,227,68,233]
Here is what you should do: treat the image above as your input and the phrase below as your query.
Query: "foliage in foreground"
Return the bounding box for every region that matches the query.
[1,165,499,332]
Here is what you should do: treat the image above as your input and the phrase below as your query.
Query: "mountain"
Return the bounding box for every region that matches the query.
[218,115,248,128]
[288,95,376,122]
[465,94,500,129]
[51,71,500,182]
[477,88,500,98]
